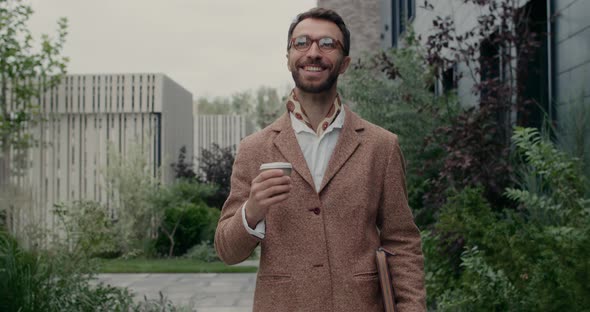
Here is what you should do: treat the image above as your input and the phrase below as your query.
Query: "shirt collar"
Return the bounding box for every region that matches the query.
[286,89,343,137]
[291,103,345,135]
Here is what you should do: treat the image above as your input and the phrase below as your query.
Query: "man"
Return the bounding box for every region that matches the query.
[215,8,426,312]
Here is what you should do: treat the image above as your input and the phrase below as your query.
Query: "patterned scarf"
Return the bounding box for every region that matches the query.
[285,90,342,137]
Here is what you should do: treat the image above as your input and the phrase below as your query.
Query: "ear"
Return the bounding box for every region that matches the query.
[338,56,352,74]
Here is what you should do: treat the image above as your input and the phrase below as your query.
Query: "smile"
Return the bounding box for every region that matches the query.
[302,65,325,72]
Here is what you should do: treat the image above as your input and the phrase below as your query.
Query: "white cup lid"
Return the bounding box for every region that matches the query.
[260,162,292,170]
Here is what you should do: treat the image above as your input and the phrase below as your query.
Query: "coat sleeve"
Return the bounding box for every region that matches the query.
[378,135,426,312]
[214,139,262,265]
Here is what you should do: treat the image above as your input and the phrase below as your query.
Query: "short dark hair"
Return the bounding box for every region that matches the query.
[287,8,351,56]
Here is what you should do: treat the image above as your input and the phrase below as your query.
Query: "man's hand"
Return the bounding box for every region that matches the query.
[245,169,292,228]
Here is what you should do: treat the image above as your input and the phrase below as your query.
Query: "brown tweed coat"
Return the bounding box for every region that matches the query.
[215,106,426,312]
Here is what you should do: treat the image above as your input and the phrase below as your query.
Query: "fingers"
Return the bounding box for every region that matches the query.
[253,169,287,183]
[245,187,290,228]
[254,183,292,202]
[258,176,291,190]
[252,170,291,195]
[247,169,293,224]
[258,192,290,208]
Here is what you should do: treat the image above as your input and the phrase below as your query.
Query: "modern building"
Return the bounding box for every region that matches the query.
[319,0,589,126]
[381,0,589,118]
[193,114,253,175]
[4,73,193,237]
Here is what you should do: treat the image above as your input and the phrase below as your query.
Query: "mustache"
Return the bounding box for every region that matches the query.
[297,60,330,68]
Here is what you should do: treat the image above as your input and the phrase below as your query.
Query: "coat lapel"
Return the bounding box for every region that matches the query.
[319,106,363,193]
[271,113,316,191]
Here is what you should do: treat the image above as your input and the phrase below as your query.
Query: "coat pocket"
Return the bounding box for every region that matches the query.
[351,271,382,310]
[352,270,379,281]
[254,274,298,311]
[257,273,292,284]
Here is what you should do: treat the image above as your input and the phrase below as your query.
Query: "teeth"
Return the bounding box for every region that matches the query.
[304,66,323,72]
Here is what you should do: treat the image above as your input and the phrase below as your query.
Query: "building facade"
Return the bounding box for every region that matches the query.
[381,0,589,114]
[5,73,193,237]
[317,0,382,58]
[193,114,253,174]
[553,0,590,115]
[321,0,588,124]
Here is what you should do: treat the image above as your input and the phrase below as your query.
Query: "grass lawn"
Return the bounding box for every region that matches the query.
[97,258,258,273]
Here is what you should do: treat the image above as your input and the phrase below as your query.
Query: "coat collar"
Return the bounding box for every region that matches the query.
[270,105,365,193]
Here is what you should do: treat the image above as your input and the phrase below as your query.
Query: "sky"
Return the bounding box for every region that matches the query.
[27,0,317,99]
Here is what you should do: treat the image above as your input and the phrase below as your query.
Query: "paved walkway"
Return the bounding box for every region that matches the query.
[97,260,259,312]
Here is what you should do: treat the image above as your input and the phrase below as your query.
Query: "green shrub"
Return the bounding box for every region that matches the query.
[426,128,590,311]
[53,200,119,258]
[422,230,457,308]
[0,231,136,312]
[151,181,219,257]
[103,143,160,256]
[134,292,194,312]
[434,246,522,312]
[155,202,219,257]
[183,241,219,262]
[0,231,196,311]
[340,30,458,227]
[508,127,588,225]
[0,210,5,232]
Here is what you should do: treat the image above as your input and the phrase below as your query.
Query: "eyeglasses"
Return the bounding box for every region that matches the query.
[289,35,344,53]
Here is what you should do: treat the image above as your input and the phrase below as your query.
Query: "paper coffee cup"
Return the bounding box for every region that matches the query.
[260,162,292,176]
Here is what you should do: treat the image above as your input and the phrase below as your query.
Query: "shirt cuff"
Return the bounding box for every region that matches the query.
[241,201,265,239]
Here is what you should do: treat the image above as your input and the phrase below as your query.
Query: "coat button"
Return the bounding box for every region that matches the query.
[309,207,320,215]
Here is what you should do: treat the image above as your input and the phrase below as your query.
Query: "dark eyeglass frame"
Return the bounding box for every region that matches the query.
[289,35,344,53]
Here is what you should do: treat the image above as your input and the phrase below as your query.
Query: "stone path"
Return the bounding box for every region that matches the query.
[97,261,258,312]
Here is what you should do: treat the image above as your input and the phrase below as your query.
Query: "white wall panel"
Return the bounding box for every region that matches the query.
[7,74,192,239]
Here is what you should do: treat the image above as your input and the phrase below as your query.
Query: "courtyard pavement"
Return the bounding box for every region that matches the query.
[97,260,258,312]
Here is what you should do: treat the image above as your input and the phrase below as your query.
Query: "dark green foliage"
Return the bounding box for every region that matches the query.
[183,241,220,263]
[420,0,549,213]
[341,31,458,228]
[197,143,235,209]
[0,230,193,311]
[155,203,220,257]
[508,127,588,224]
[425,128,590,311]
[0,208,5,231]
[423,107,515,210]
[152,181,219,257]
[0,231,136,312]
[170,146,197,181]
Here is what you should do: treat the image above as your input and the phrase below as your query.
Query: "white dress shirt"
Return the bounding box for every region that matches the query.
[241,108,346,239]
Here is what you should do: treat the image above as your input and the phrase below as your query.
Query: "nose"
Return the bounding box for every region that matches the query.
[306,41,322,59]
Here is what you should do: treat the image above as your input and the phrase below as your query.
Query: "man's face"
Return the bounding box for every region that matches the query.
[287,18,351,94]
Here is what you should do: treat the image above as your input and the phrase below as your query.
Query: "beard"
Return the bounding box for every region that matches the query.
[291,59,342,94]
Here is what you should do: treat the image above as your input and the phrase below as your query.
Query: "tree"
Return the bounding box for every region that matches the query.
[254,86,282,129]
[0,0,68,186]
[230,90,254,115]
[197,143,235,209]
[420,0,544,209]
[0,0,68,235]
[151,180,217,257]
[194,96,232,114]
[341,30,458,227]
[103,143,160,256]
[170,145,196,180]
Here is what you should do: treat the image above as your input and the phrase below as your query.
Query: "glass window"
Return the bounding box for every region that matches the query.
[400,0,406,34]
[391,0,399,47]
[407,0,415,21]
